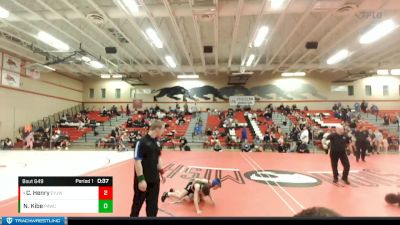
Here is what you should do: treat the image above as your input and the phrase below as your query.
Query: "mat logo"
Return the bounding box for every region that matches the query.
[244,170,322,187]
[6,217,13,224]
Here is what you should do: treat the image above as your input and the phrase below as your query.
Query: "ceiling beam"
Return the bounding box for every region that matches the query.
[214,0,219,76]
[35,0,127,71]
[138,0,182,76]
[189,0,206,74]
[272,9,336,73]
[162,0,195,74]
[299,0,391,72]
[85,0,159,74]
[227,0,244,69]
[285,0,366,71]
[253,0,293,70]
[329,18,400,72]
[260,0,315,74]
[240,0,269,67]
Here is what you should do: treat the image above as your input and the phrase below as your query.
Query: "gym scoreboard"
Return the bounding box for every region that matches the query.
[18,177,113,214]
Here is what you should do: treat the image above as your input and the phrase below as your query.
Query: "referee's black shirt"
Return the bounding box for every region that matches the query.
[327,133,350,153]
[134,134,162,183]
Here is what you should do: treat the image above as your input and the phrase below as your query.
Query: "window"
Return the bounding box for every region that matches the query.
[347,85,354,96]
[89,88,94,98]
[383,85,389,96]
[101,88,106,99]
[365,85,372,96]
[115,88,121,99]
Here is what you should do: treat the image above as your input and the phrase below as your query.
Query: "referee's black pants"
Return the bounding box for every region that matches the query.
[355,143,366,161]
[330,151,350,181]
[130,179,160,217]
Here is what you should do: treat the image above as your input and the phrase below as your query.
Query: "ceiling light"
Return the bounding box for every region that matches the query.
[101,74,111,79]
[327,49,349,65]
[377,69,389,75]
[145,28,163,48]
[165,55,177,68]
[119,0,139,15]
[177,74,199,79]
[88,60,105,69]
[0,6,10,18]
[37,31,70,51]
[360,19,397,44]
[253,26,269,47]
[246,54,255,67]
[81,56,91,62]
[43,65,56,71]
[281,72,306,77]
[390,69,400,75]
[271,0,285,10]
[112,74,123,79]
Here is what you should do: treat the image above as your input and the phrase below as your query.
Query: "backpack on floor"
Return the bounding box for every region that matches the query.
[184,146,191,151]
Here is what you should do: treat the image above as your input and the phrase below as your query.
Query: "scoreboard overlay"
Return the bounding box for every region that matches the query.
[18,177,113,214]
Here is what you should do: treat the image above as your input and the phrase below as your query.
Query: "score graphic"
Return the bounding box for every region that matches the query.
[18,177,113,214]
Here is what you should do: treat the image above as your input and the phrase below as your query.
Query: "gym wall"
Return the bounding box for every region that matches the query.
[0,71,83,139]
[82,74,400,111]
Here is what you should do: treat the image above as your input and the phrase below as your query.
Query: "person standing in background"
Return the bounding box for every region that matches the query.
[327,126,351,185]
[354,126,368,162]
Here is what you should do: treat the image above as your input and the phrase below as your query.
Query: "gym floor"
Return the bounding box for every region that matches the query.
[1,150,399,217]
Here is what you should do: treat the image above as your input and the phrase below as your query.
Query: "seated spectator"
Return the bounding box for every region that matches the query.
[253,136,263,152]
[213,140,223,152]
[179,136,188,151]
[303,106,309,111]
[383,114,390,126]
[127,118,133,128]
[241,140,252,152]
[206,128,212,136]
[277,134,287,153]
[1,138,13,150]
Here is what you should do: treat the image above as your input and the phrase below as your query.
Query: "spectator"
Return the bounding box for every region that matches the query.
[1,138,13,150]
[194,123,202,136]
[23,132,34,150]
[179,136,188,151]
[213,140,223,152]
[294,207,341,217]
[191,103,198,118]
[373,129,383,154]
[241,127,248,142]
[241,140,252,152]
[360,100,368,113]
[253,136,263,152]
[126,104,131,116]
[277,134,287,153]
[299,126,309,153]
[383,114,390,126]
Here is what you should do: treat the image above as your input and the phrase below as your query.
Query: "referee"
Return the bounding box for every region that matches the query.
[130,120,166,217]
[327,126,351,185]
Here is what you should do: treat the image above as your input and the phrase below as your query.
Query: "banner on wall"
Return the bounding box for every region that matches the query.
[133,99,143,109]
[3,53,22,73]
[229,96,255,106]
[1,69,20,87]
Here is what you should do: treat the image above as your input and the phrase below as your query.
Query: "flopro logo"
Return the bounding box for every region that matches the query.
[244,170,322,187]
